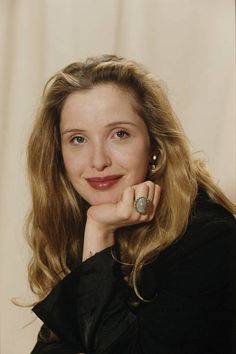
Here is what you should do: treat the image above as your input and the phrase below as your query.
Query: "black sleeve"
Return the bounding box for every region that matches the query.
[32,246,137,354]
[31,325,79,354]
[31,341,76,354]
[31,219,236,354]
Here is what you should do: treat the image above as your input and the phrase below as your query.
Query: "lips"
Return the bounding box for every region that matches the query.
[86,175,122,190]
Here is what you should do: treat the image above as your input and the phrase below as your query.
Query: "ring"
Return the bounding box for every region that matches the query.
[134,197,150,214]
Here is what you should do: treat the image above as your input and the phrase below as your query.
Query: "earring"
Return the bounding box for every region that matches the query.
[150,154,158,171]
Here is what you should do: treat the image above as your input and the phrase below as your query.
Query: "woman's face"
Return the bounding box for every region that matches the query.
[60,83,151,205]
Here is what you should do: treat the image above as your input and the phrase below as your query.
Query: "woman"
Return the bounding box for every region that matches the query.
[28,55,236,354]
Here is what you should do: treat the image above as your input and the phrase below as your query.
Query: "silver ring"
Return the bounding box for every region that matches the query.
[134,196,150,214]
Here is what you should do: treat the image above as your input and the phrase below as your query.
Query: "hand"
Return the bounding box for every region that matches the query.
[87,181,161,233]
[82,181,161,261]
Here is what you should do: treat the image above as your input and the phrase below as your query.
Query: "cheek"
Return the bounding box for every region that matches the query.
[133,147,149,177]
[116,145,150,178]
[62,151,82,178]
[131,158,149,181]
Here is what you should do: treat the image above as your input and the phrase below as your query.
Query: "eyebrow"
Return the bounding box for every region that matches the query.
[61,120,138,135]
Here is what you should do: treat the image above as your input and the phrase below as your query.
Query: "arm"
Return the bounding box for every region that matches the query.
[82,219,115,262]
[33,185,236,353]
[32,215,236,354]
[32,246,137,354]
[31,325,80,354]
[31,182,160,353]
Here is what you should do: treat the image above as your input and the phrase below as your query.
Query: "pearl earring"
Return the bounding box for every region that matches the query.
[150,154,158,171]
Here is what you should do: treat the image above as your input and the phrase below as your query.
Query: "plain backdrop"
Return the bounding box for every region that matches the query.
[0,0,235,353]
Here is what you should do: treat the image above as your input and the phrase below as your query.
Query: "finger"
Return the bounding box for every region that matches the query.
[145,180,155,203]
[134,183,149,201]
[133,182,150,217]
[116,186,135,220]
[121,185,135,205]
[149,184,161,219]
[142,181,155,216]
[153,184,161,206]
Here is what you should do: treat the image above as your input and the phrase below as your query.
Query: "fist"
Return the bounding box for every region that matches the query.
[87,181,161,233]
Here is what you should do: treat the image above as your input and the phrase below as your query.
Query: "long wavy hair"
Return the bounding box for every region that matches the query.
[26,54,236,304]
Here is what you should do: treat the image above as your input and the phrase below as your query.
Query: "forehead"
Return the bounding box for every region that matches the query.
[60,83,142,127]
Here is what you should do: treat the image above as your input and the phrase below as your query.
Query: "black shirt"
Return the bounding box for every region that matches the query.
[31,189,236,354]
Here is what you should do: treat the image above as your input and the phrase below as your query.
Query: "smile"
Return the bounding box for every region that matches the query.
[86,175,122,190]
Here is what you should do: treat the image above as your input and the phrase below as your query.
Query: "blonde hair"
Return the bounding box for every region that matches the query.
[26,54,236,303]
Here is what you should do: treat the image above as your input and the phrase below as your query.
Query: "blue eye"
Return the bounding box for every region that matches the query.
[72,136,85,144]
[115,130,129,139]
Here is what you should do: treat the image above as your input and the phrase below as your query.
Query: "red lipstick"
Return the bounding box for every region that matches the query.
[86,175,122,190]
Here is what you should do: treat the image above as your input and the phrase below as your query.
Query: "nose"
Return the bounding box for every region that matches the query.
[90,143,112,171]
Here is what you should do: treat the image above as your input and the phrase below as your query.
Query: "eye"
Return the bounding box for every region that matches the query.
[71,136,86,144]
[113,130,129,139]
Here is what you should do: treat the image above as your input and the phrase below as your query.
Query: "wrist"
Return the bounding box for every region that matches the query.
[86,216,115,239]
[82,217,115,262]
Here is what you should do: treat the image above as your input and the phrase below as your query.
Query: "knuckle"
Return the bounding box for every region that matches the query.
[120,208,132,220]
[145,180,153,187]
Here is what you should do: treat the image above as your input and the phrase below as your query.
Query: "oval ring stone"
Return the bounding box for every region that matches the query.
[135,197,150,214]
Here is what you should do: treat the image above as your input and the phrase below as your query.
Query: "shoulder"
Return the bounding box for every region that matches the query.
[183,187,236,252]
[148,188,236,286]
[190,187,235,227]
[156,189,235,264]
[156,189,235,290]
